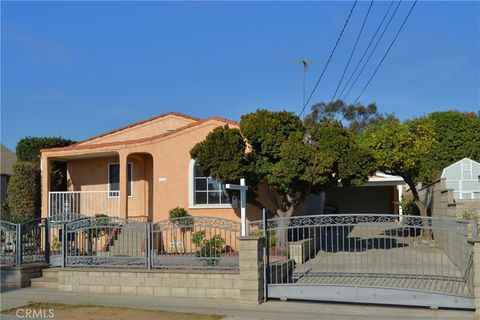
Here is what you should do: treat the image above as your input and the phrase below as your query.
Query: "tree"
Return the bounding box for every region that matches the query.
[6,162,40,222]
[418,111,480,183]
[190,109,375,230]
[307,100,385,134]
[359,116,436,226]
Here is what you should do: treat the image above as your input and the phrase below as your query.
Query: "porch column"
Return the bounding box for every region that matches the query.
[41,154,51,218]
[119,151,129,219]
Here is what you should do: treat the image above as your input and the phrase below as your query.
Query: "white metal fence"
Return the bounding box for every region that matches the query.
[49,191,119,218]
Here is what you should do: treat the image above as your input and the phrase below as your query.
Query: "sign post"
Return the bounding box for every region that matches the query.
[226,178,248,236]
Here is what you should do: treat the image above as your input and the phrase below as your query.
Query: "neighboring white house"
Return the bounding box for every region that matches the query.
[441,158,480,200]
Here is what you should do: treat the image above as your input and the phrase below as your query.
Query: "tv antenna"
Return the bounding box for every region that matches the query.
[298,59,311,118]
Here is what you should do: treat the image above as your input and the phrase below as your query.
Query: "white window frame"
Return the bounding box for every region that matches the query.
[108,162,133,198]
[188,159,236,209]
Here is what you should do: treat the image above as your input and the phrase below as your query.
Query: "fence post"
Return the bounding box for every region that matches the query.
[44,219,50,264]
[262,208,269,303]
[61,222,67,268]
[239,235,265,304]
[15,223,22,267]
[146,222,152,269]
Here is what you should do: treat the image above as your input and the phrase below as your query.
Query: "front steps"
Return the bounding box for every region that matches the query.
[30,268,59,289]
[99,227,145,257]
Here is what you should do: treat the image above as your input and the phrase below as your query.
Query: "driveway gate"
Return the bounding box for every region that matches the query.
[253,214,476,309]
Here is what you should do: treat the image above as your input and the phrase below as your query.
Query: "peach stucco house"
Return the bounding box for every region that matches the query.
[40,112,263,223]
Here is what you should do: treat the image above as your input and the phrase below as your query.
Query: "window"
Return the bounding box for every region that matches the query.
[193,163,230,205]
[108,163,133,197]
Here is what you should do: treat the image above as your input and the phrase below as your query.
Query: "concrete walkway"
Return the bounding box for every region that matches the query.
[0,287,475,320]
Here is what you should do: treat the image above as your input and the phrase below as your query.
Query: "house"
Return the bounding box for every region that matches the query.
[417,158,480,219]
[40,112,405,223]
[441,158,480,200]
[40,112,263,222]
[0,144,16,204]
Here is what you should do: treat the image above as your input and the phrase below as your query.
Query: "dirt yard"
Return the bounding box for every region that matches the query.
[4,302,222,320]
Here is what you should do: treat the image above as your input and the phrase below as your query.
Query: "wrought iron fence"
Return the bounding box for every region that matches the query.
[253,213,477,298]
[151,216,240,270]
[1,220,17,266]
[64,217,149,268]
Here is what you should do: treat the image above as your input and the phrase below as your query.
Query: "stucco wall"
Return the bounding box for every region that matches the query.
[76,115,197,146]
[66,156,151,218]
[43,119,264,222]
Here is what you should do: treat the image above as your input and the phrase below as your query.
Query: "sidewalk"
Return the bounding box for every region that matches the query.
[0,287,475,320]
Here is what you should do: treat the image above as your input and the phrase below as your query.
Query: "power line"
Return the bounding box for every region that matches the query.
[353,0,418,104]
[299,0,358,118]
[342,0,402,101]
[330,0,374,103]
[337,0,395,100]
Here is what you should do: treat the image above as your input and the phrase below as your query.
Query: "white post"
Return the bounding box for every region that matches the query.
[240,178,247,237]
[397,185,403,221]
[226,178,249,237]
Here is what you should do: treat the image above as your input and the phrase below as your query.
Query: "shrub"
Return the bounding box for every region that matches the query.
[401,197,420,216]
[169,207,189,220]
[191,230,225,266]
[6,162,40,221]
[16,137,76,164]
[463,209,480,234]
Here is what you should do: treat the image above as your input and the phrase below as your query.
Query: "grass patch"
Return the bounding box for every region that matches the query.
[3,302,223,320]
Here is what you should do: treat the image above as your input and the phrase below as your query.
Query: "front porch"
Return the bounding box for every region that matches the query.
[43,150,154,222]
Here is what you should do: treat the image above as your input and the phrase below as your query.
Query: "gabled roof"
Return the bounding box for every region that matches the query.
[74,112,200,146]
[41,116,239,153]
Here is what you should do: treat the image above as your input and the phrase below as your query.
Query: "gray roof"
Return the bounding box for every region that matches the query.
[1,144,17,175]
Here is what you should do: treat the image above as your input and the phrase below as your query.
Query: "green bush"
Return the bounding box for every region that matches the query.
[169,207,189,220]
[401,197,420,216]
[16,137,76,164]
[6,162,40,221]
[191,230,225,266]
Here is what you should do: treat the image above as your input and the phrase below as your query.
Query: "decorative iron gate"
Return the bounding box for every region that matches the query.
[252,214,477,309]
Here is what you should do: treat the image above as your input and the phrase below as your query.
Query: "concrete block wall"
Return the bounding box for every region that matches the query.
[239,236,265,304]
[0,264,48,291]
[55,236,268,303]
[470,239,480,317]
[57,269,241,299]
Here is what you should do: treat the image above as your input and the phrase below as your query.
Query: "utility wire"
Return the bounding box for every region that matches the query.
[330,0,374,103]
[342,0,402,101]
[353,0,418,104]
[299,0,358,118]
[337,0,395,100]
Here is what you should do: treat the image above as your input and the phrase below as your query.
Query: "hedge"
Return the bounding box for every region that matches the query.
[6,161,40,221]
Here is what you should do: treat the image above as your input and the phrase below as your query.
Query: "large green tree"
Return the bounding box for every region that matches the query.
[360,116,436,222]
[307,100,385,134]
[191,109,375,220]
[418,111,480,183]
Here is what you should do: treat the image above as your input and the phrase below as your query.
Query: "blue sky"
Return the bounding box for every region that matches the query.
[1,1,479,151]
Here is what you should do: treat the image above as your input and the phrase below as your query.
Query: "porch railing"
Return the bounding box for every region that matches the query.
[49,191,119,218]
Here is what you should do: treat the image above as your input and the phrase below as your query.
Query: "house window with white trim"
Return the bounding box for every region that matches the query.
[109,163,133,197]
[194,163,230,205]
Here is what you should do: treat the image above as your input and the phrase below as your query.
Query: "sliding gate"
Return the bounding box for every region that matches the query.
[256,214,476,309]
